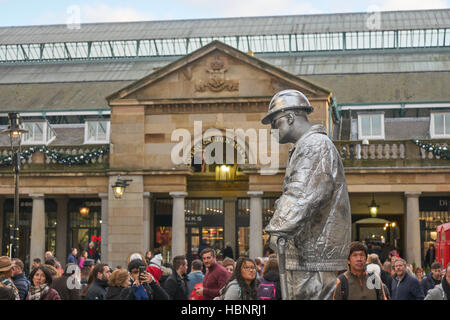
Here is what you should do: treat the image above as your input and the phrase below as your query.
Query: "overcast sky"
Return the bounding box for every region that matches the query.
[0,0,448,27]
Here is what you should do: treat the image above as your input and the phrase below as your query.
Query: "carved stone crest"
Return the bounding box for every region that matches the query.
[195,55,239,92]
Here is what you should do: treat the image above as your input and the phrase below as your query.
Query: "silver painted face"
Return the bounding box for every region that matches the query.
[270,112,292,144]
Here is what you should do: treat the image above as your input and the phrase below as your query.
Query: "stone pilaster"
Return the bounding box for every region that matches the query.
[55,197,68,265]
[108,175,144,268]
[405,192,422,268]
[224,197,236,255]
[248,191,264,259]
[170,191,188,259]
[29,194,45,271]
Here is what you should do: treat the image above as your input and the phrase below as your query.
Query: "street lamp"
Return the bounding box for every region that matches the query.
[111,175,133,199]
[1,113,28,258]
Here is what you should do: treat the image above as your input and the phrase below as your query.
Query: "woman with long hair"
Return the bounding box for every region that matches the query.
[79,250,88,269]
[220,257,258,300]
[27,266,61,300]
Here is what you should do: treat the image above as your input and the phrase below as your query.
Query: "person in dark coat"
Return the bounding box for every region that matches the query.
[424,244,436,270]
[391,258,424,300]
[121,259,169,300]
[51,263,80,300]
[11,259,30,300]
[421,262,442,296]
[84,263,111,300]
[67,248,78,265]
[162,255,188,300]
[222,242,234,260]
[105,269,130,300]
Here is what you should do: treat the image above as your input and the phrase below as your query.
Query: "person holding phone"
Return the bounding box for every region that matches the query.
[121,259,169,300]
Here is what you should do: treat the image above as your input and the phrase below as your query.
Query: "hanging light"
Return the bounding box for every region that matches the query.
[79,206,90,216]
[368,193,379,218]
[112,175,133,199]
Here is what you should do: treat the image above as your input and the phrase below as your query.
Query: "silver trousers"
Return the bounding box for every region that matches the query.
[286,270,338,300]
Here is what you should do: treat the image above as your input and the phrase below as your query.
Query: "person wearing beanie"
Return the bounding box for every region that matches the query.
[146,253,164,284]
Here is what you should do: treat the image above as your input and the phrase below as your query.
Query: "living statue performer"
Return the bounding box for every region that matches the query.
[261,89,351,300]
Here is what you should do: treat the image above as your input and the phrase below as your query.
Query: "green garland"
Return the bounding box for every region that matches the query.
[0,146,109,167]
[413,140,449,159]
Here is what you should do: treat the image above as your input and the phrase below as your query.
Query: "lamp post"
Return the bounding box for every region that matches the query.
[1,113,27,258]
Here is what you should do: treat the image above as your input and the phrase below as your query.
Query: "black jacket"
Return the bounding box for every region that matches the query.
[84,278,108,300]
[162,271,188,300]
[51,274,80,300]
[380,269,392,296]
[391,273,424,300]
[121,281,170,300]
[105,286,125,300]
[12,273,30,300]
[421,272,441,296]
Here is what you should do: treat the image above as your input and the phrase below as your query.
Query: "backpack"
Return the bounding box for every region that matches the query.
[338,272,384,300]
[189,283,205,300]
[257,278,277,300]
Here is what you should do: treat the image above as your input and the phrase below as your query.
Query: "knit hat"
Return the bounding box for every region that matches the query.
[0,256,12,272]
[150,254,163,268]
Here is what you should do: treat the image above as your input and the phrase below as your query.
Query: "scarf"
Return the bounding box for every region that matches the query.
[28,283,50,300]
[442,276,450,300]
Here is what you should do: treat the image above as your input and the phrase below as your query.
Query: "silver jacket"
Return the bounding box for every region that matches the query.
[266,125,351,272]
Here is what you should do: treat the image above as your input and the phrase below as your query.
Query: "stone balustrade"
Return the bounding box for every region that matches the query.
[334,140,450,164]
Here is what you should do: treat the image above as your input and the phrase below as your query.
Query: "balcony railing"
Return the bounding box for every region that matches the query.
[334,140,450,167]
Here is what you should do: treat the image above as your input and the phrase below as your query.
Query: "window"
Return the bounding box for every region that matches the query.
[358,113,385,140]
[84,120,110,144]
[22,120,56,145]
[430,112,450,138]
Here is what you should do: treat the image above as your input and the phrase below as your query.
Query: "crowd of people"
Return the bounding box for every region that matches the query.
[0,240,448,300]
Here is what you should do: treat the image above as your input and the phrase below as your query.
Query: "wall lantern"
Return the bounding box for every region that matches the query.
[368,193,380,218]
[112,175,133,199]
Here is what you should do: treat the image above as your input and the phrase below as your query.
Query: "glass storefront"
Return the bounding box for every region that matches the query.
[2,198,57,270]
[68,198,101,258]
[419,196,450,268]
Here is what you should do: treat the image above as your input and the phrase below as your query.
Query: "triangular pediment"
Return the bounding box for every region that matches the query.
[106,41,331,104]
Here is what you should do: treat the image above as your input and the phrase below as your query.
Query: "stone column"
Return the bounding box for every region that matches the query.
[99,193,108,265]
[143,192,151,253]
[248,191,264,260]
[170,192,187,259]
[55,198,68,265]
[29,194,45,271]
[405,192,422,268]
[224,198,236,255]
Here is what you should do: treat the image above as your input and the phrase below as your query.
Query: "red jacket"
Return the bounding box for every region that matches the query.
[202,263,229,300]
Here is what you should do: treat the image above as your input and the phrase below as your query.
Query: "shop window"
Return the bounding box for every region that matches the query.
[21,120,56,145]
[357,113,385,140]
[84,120,110,144]
[68,198,101,258]
[430,112,450,138]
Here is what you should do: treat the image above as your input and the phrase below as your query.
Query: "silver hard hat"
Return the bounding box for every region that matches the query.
[261,89,314,124]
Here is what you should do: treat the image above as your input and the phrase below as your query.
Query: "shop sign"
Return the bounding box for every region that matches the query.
[419,197,450,211]
[185,215,202,226]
